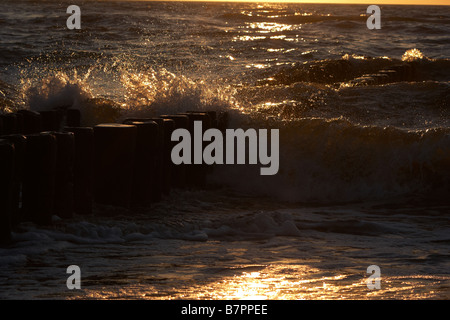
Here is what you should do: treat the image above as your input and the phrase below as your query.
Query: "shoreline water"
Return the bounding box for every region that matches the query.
[0,1,449,300]
[1,188,449,300]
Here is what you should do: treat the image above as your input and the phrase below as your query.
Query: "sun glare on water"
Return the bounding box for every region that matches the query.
[71,259,450,300]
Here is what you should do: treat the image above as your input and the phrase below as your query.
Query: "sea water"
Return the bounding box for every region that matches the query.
[0,0,449,299]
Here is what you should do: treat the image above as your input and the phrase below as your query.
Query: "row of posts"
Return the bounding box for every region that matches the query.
[0,108,228,244]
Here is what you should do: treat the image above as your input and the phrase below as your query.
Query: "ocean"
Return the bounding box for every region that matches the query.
[0,0,449,300]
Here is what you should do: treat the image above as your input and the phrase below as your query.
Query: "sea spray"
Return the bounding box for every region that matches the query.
[14,63,240,126]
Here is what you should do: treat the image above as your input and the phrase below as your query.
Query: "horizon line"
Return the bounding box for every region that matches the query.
[122,0,450,6]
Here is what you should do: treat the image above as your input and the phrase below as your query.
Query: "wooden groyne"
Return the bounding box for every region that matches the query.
[0,109,228,244]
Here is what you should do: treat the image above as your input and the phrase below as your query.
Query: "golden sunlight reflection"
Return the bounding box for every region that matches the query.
[231,18,308,44]
[234,35,266,42]
[205,265,350,300]
[246,22,294,33]
[245,63,268,69]
[74,263,449,300]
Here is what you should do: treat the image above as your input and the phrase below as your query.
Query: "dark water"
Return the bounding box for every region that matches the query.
[0,1,449,299]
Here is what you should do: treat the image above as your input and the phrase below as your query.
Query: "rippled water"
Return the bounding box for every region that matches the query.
[0,1,449,300]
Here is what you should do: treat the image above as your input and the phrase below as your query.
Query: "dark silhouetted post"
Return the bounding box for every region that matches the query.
[45,131,75,218]
[179,112,212,188]
[17,110,42,134]
[13,112,24,134]
[123,120,161,205]
[40,110,61,132]
[122,118,167,198]
[64,127,94,215]
[0,139,14,244]
[22,133,57,225]
[94,124,137,208]
[160,119,175,194]
[0,134,27,227]
[0,113,17,135]
[67,109,81,127]
[160,115,189,189]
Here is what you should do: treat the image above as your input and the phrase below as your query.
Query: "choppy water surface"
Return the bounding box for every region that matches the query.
[0,1,449,299]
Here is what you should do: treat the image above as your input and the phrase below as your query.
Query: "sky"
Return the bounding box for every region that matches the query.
[280,0,450,4]
[271,0,450,4]
[162,0,450,5]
